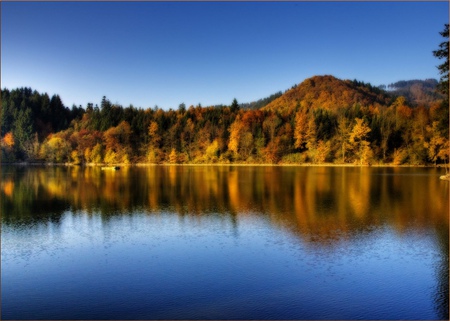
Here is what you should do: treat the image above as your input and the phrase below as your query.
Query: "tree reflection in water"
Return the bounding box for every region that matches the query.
[1,165,448,318]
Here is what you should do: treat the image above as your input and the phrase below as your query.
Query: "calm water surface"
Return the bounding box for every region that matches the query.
[1,165,448,319]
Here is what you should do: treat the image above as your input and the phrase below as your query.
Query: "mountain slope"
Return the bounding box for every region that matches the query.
[263,75,393,113]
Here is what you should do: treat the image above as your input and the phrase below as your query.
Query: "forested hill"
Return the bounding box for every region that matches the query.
[1,75,448,166]
[385,79,444,106]
[262,75,394,113]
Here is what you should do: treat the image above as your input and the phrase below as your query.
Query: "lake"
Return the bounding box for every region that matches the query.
[1,165,448,320]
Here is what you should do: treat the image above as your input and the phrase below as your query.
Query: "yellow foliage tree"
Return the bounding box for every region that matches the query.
[336,116,352,163]
[148,121,160,148]
[349,118,373,165]
[90,143,103,164]
[70,150,81,165]
[205,139,219,162]
[305,118,318,162]
[315,140,331,164]
[393,148,408,165]
[104,149,117,164]
[103,121,132,164]
[228,116,244,155]
[169,148,178,164]
[240,132,254,160]
[40,135,71,163]
[84,147,91,163]
[147,149,160,164]
[294,111,308,149]
[424,121,449,165]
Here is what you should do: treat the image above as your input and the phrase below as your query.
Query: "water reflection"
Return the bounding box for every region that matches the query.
[1,165,449,319]
[2,166,448,235]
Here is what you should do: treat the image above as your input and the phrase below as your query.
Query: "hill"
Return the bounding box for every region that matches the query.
[262,75,393,113]
[386,79,443,106]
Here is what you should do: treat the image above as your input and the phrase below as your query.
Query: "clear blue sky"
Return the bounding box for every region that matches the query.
[1,1,448,109]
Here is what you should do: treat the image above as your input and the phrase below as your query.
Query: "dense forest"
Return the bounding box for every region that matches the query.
[1,74,448,166]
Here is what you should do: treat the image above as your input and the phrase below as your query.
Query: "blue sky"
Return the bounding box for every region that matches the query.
[1,1,448,110]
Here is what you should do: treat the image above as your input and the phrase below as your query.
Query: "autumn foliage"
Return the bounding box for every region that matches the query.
[1,75,449,166]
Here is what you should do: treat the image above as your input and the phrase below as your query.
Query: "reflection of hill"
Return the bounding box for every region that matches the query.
[2,165,447,318]
[1,166,448,240]
[259,167,449,248]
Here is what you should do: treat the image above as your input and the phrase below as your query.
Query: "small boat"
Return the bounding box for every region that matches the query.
[101,166,121,170]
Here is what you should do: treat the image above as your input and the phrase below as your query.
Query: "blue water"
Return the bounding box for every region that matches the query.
[1,166,448,319]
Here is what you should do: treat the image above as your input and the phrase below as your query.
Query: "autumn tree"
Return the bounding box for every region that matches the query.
[2,132,15,150]
[193,126,212,162]
[205,139,220,163]
[148,121,161,148]
[294,110,308,149]
[227,113,256,161]
[315,140,331,164]
[349,118,373,165]
[335,115,352,163]
[305,117,318,162]
[424,121,449,165]
[263,113,281,143]
[240,131,254,160]
[169,148,178,164]
[93,143,104,163]
[69,129,103,164]
[228,115,244,156]
[40,135,71,163]
[103,121,132,164]
[263,140,280,163]
[147,120,162,163]
[1,132,16,162]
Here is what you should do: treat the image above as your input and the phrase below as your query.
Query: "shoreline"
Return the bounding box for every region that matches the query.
[1,161,448,169]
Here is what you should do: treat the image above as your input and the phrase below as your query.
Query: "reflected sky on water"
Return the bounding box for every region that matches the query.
[1,165,448,319]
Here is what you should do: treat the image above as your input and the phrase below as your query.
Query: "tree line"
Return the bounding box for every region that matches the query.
[1,86,448,166]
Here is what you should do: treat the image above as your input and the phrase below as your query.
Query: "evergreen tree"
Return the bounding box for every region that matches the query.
[432,24,450,140]
[433,24,449,100]
[1,89,13,135]
[230,98,240,113]
[13,108,34,158]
